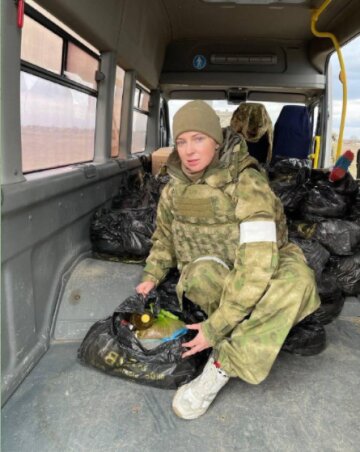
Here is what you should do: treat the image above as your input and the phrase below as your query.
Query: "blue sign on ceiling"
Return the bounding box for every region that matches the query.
[193,55,207,70]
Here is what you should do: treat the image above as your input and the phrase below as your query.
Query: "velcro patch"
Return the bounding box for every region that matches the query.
[175,198,215,218]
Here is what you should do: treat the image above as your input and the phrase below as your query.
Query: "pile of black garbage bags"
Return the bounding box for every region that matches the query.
[268,158,360,325]
[90,166,169,261]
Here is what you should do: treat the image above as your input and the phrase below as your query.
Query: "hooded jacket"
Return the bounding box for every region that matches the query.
[142,128,289,344]
[230,102,273,164]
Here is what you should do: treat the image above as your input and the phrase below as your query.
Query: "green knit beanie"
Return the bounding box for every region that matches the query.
[173,100,223,144]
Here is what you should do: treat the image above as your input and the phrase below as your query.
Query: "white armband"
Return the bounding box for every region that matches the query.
[240,221,277,244]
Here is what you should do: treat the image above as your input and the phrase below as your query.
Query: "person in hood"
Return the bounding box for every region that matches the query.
[136,100,320,420]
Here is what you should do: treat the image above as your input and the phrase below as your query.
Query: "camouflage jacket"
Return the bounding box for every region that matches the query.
[142,128,289,342]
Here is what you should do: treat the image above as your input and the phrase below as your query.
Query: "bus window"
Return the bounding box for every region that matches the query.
[168,100,304,143]
[65,43,99,90]
[111,66,125,157]
[131,84,150,153]
[20,3,100,173]
[21,15,62,74]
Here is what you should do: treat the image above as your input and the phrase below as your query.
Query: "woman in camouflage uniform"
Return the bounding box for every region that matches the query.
[136,100,320,420]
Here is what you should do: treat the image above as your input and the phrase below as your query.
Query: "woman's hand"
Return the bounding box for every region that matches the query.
[182,323,211,358]
[136,281,155,296]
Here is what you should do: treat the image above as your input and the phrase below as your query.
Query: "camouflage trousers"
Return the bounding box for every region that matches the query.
[176,243,321,384]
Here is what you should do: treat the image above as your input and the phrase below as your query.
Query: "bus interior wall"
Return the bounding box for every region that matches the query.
[1,0,360,450]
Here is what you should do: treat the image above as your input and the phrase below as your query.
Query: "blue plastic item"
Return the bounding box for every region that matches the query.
[161,327,188,342]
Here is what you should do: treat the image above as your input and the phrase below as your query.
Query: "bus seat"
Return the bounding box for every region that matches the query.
[272,105,311,161]
[230,102,273,164]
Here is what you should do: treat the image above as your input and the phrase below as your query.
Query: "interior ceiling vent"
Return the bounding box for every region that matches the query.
[211,54,278,65]
[202,0,307,4]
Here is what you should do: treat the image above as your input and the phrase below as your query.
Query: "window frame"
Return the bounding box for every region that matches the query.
[131,82,150,153]
[21,4,99,98]
[133,83,150,115]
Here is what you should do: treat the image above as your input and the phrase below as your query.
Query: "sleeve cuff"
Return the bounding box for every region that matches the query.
[202,313,234,347]
[141,273,160,285]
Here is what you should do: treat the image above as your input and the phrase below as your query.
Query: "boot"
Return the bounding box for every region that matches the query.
[172,356,229,420]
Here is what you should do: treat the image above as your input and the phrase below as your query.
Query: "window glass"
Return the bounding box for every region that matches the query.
[133,88,140,107]
[21,72,95,172]
[168,100,303,143]
[140,91,150,112]
[131,110,148,153]
[111,66,125,157]
[65,42,99,89]
[21,15,62,74]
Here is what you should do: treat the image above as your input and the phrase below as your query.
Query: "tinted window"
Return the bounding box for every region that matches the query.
[21,15,62,74]
[21,72,96,173]
[20,6,99,172]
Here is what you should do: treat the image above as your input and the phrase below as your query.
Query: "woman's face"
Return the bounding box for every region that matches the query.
[175,131,217,172]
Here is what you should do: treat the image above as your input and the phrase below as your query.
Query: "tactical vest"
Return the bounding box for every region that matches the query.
[170,180,240,269]
[165,130,288,271]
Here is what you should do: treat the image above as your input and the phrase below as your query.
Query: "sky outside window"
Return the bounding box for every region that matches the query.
[330,36,360,140]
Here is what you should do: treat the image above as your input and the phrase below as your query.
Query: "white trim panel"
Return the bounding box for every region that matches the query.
[194,256,230,270]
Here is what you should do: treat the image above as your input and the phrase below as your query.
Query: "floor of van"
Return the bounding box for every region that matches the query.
[2,258,360,452]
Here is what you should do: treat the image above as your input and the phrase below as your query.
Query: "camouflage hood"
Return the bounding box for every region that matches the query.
[230,103,273,163]
[166,127,261,187]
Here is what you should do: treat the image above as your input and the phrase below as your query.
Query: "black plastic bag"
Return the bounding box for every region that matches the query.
[314,219,360,255]
[270,172,309,213]
[138,154,152,173]
[78,291,210,389]
[281,315,326,356]
[269,159,310,213]
[347,180,360,222]
[90,206,156,258]
[299,172,357,222]
[331,172,359,197]
[301,184,348,219]
[329,251,360,296]
[156,268,183,315]
[311,269,345,325]
[270,158,312,173]
[288,221,318,240]
[300,212,336,224]
[290,237,330,280]
[91,170,170,260]
[112,172,160,209]
[308,168,330,184]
